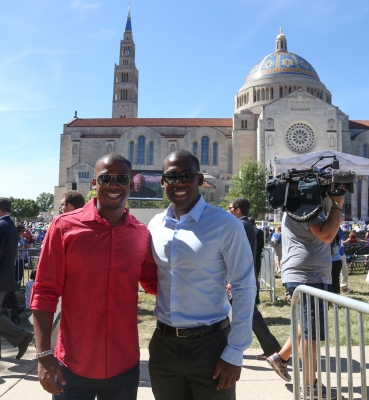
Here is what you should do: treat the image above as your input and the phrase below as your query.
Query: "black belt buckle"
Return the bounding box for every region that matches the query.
[175,327,188,338]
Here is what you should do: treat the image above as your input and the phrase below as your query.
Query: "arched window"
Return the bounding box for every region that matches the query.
[129,141,134,164]
[137,136,145,164]
[148,142,154,165]
[212,142,218,166]
[201,136,209,165]
[364,144,368,159]
[193,141,198,156]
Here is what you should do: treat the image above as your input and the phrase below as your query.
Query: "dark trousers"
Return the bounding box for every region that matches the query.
[53,362,139,400]
[149,326,236,400]
[329,260,343,294]
[253,305,281,355]
[0,292,28,347]
[255,258,261,305]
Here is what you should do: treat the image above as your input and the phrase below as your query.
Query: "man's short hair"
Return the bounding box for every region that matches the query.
[163,150,200,171]
[249,217,256,226]
[231,198,251,217]
[95,153,132,175]
[0,198,11,213]
[63,191,85,210]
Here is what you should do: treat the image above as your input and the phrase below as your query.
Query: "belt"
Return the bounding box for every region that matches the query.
[156,317,230,338]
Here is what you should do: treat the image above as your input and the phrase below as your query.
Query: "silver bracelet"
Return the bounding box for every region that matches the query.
[36,350,53,359]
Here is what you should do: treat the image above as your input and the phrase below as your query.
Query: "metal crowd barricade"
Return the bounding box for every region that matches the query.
[15,247,41,288]
[291,285,369,400]
[259,246,276,303]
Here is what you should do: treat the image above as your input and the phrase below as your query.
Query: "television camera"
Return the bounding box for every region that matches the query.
[266,155,356,222]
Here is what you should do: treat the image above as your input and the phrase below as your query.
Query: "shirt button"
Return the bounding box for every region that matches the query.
[173,265,176,268]
[172,308,176,311]
[173,286,176,290]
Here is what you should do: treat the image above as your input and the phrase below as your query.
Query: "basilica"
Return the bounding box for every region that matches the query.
[54,9,369,220]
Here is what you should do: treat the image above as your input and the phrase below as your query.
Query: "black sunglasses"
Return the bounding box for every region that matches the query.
[96,174,131,187]
[162,171,200,184]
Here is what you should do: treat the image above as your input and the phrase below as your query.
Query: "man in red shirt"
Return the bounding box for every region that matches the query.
[31,153,157,400]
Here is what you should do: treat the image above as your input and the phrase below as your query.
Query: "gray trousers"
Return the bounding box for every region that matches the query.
[0,292,28,347]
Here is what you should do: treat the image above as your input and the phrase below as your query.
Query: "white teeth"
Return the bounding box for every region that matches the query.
[174,191,187,196]
[107,194,120,198]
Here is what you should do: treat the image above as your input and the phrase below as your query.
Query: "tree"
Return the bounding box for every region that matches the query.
[85,190,96,203]
[222,157,268,218]
[9,197,40,220]
[36,192,54,212]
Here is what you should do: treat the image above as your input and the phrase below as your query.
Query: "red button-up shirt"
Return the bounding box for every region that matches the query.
[30,199,157,379]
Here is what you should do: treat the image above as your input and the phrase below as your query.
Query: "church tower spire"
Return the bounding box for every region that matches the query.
[112,6,138,118]
[275,27,287,52]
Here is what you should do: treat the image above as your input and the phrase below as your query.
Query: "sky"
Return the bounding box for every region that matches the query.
[1,0,368,200]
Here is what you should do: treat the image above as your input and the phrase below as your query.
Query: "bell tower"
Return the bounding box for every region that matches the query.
[112,7,138,118]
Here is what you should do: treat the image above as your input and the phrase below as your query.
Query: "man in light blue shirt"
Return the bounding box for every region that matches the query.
[148,150,256,400]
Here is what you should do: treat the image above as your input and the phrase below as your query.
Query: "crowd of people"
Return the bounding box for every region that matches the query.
[1,150,367,400]
[341,220,369,232]
[16,222,49,245]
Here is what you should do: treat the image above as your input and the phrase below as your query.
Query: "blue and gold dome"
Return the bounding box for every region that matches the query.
[246,52,320,82]
[245,29,320,83]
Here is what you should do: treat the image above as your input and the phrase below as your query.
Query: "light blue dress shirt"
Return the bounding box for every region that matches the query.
[148,196,256,366]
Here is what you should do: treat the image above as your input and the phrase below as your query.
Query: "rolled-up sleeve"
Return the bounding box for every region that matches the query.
[30,218,65,313]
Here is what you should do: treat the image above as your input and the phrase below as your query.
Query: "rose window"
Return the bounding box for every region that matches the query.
[285,123,315,153]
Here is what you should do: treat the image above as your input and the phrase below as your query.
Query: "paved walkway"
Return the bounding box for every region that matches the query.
[0,346,368,399]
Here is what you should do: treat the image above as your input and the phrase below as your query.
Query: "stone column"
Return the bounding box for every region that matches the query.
[337,120,342,152]
[361,175,368,220]
[351,180,358,218]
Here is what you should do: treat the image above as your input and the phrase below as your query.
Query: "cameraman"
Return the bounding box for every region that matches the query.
[267,184,345,399]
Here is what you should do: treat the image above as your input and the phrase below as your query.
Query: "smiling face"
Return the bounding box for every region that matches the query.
[162,155,203,219]
[92,158,133,222]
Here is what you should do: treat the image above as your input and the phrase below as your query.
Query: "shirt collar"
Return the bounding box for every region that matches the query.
[81,198,137,227]
[164,195,207,223]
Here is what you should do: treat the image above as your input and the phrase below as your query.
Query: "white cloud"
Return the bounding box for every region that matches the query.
[3,48,48,66]
[0,157,59,200]
[0,105,56,112]
[70,0,100,12]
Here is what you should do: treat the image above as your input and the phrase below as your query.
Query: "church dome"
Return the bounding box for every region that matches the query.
[234,28,332,114]
[245,51,320,83]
